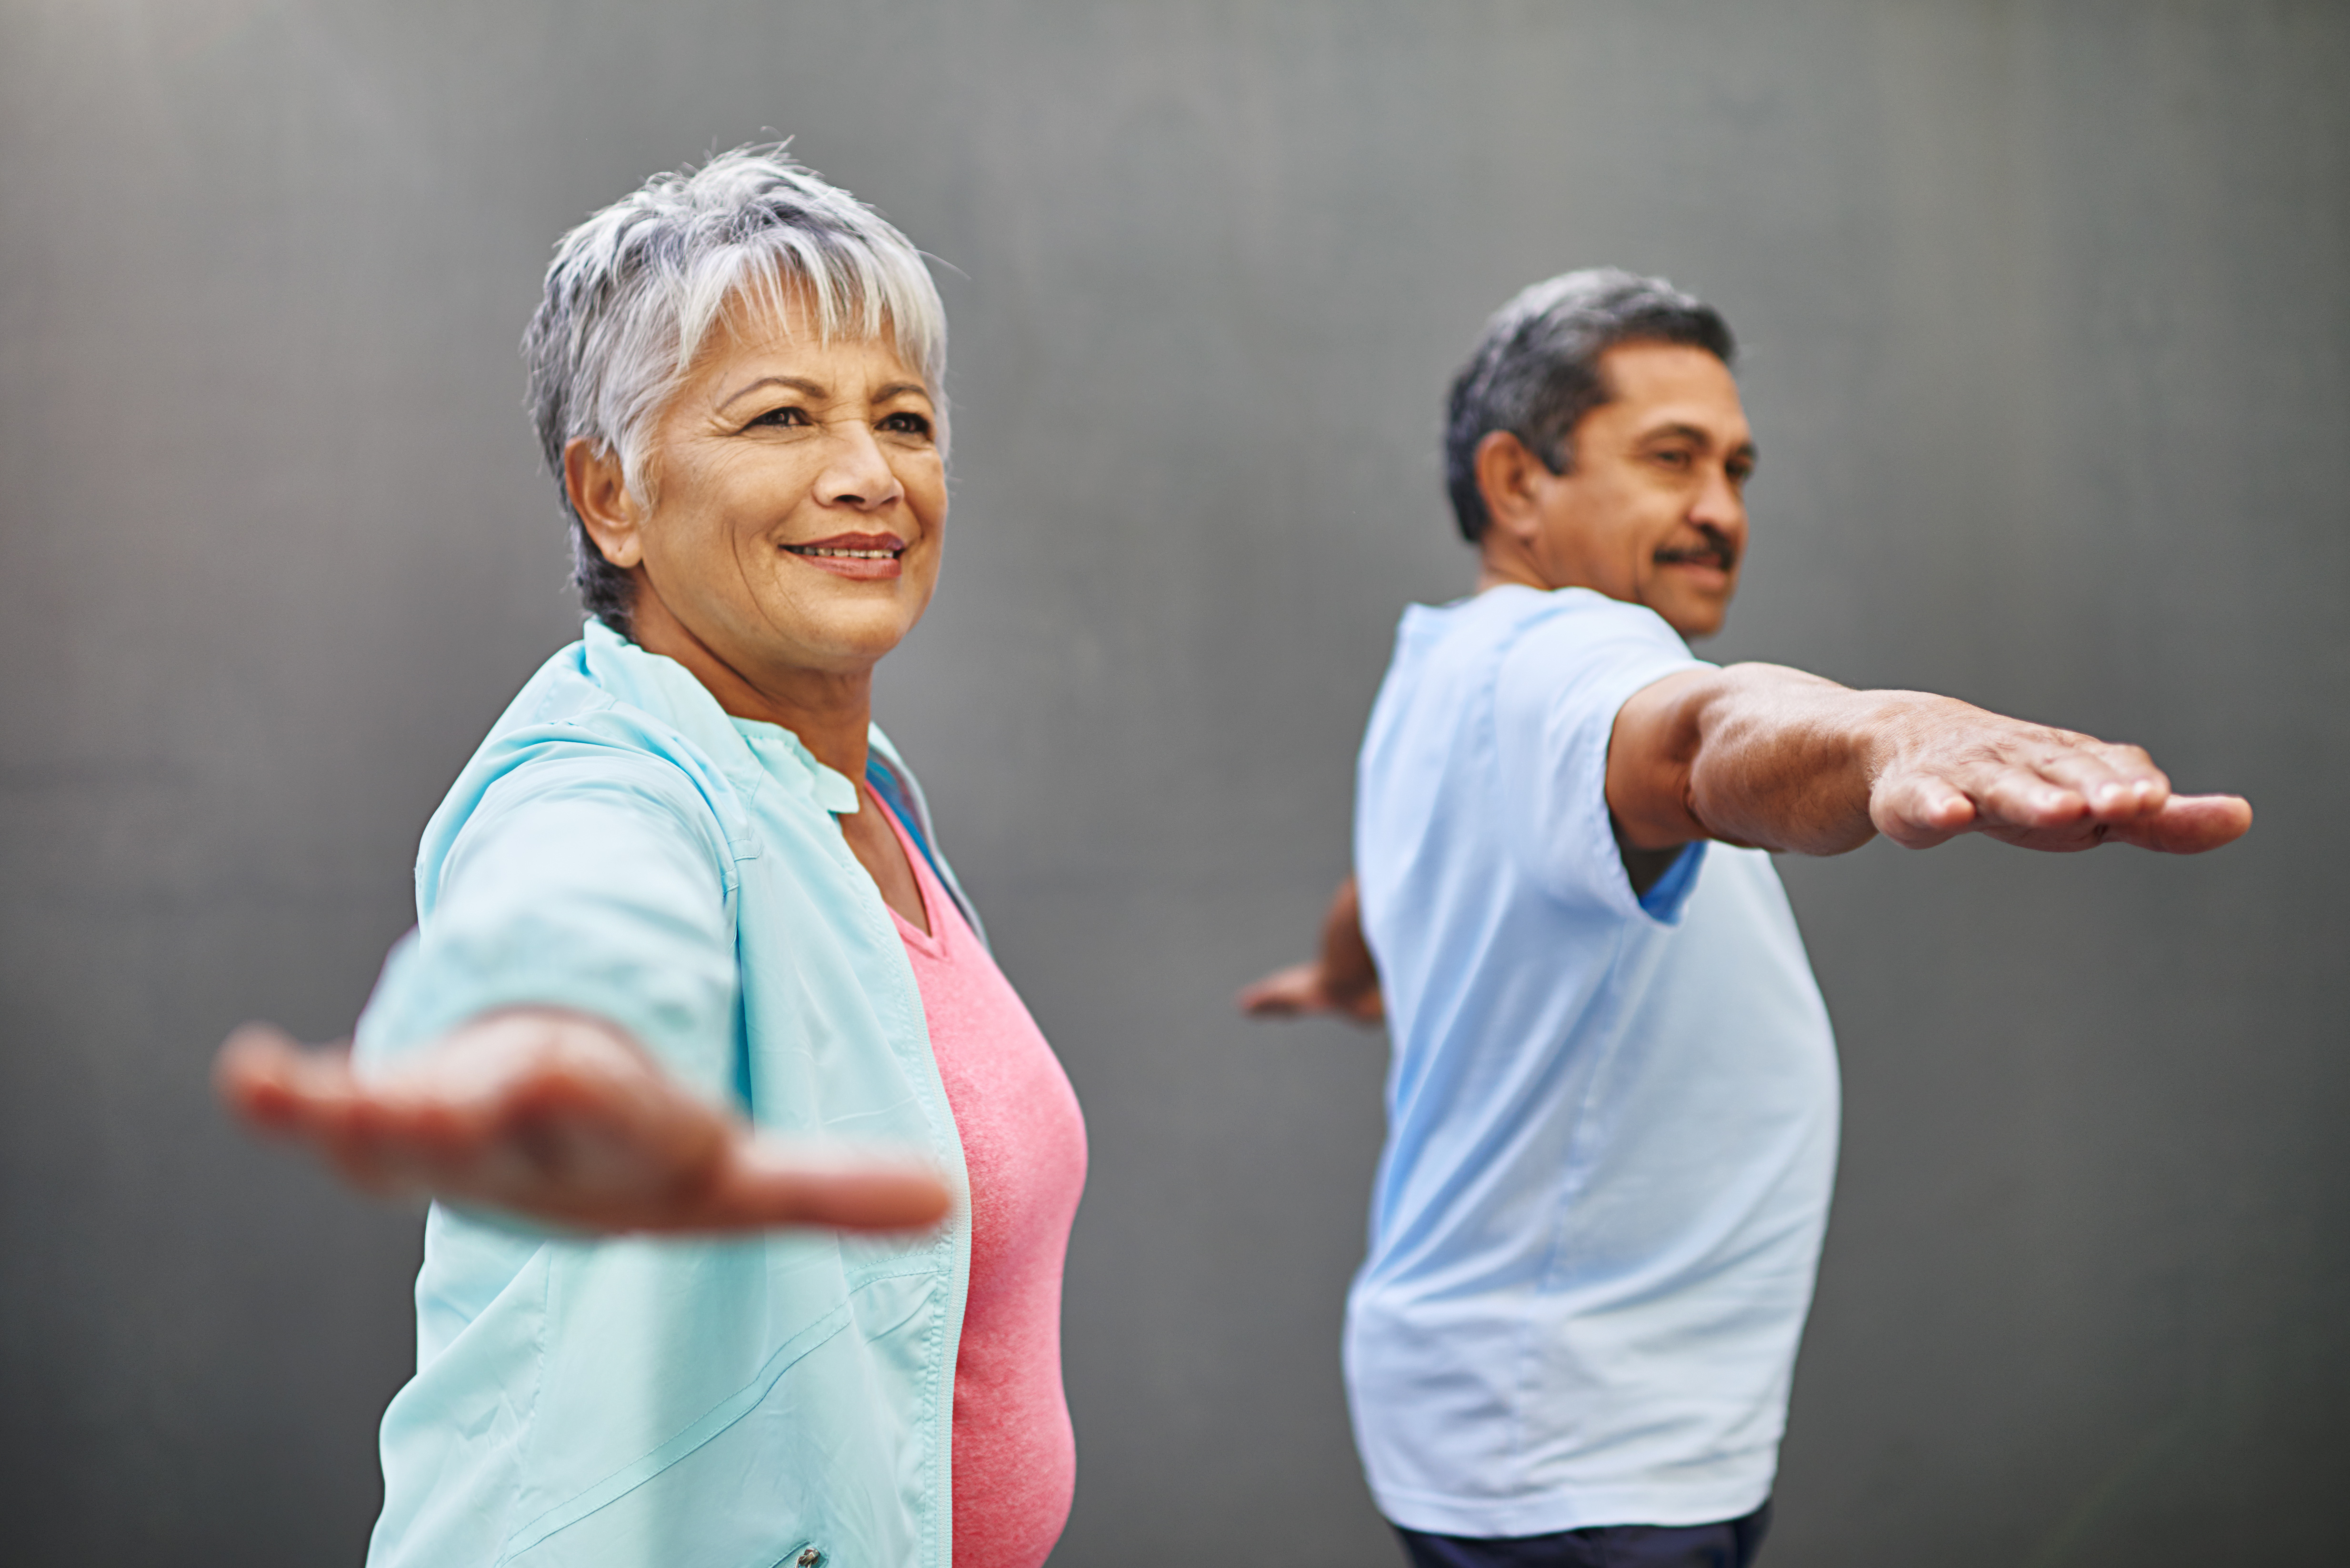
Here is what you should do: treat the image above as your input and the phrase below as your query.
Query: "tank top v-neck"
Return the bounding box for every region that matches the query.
[871,789,1089,1568]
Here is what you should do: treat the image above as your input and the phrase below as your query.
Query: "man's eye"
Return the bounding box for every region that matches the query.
[1652,449,1694,469]
[880,411,932,437]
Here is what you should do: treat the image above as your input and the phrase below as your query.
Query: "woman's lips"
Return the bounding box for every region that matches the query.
[782,533,906,581]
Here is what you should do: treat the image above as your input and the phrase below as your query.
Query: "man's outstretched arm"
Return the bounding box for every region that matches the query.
[1239,667,2250,1023]
[1607,665,2252,857]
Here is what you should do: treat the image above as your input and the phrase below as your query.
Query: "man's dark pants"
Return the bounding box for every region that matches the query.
[1393,1499,1771,1568]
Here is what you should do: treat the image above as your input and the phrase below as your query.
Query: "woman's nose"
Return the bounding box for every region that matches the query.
[816,422,905,511]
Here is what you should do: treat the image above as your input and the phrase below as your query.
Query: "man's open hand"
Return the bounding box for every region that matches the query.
[1237,877,1386,1025]
[1238,960,1386,1023]
[1860,696,2252,854]
[1615,667,2252,859]
[215,1010,951,1234]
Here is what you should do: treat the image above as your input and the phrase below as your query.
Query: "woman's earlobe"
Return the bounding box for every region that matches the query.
[565,438,643,568]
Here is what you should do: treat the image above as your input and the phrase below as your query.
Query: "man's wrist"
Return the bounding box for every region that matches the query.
[1846,689,1945,790]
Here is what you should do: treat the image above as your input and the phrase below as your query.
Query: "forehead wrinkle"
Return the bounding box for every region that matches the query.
[717,374,828,412]
[1626,412,1753,453]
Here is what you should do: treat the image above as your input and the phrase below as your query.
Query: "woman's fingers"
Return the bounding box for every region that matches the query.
[697,1140,952,1232]
[216,1015,949,1234]
[216,1024,360,1132]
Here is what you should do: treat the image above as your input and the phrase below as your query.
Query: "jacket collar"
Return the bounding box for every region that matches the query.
[579,618,860,814]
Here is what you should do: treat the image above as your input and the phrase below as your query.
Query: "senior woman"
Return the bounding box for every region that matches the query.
[217,147,1087,1568]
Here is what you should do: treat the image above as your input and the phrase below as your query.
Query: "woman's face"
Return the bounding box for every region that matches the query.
[583,293,946,684]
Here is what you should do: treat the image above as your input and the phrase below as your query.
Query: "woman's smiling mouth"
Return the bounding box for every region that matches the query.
[783,532,907,580]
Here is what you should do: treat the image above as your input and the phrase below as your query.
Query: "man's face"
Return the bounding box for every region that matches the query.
[1497,341,1755,639]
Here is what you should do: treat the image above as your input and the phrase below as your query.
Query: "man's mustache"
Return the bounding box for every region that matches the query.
[1653,524,1739,572]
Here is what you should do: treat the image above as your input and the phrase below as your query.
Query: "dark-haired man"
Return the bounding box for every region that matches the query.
[1241,270,2248,1568]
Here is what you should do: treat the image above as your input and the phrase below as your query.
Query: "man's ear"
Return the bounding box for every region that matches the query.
[1474,430,1548,542]
[564,439,645,569]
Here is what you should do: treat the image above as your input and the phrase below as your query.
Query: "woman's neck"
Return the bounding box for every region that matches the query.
[620,591,874,785]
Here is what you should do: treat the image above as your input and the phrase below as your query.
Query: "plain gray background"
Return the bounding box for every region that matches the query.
[3,1,2344,1563]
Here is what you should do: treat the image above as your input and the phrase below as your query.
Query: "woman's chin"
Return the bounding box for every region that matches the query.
[756,607,925,673]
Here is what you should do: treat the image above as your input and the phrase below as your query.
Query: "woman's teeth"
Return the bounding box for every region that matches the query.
[788,546,899,559]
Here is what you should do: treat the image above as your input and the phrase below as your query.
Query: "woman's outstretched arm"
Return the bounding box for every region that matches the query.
[216,1009,950,1234]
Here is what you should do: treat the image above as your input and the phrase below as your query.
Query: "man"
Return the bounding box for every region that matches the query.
[1240,270,2249,1568]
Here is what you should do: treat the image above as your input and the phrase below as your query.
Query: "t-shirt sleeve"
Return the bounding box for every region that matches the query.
[351,754,741,1102]
[1491,596,1713,923]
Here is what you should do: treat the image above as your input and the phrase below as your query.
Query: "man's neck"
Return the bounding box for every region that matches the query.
[1476,561,1543,594]
[1475,539,1566,596]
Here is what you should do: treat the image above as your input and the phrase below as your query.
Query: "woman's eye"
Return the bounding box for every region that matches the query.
[880,411,932,437]
[748,405,812,429]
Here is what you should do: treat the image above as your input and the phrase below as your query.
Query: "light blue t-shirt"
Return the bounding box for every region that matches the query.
[1347,585,1840,1536]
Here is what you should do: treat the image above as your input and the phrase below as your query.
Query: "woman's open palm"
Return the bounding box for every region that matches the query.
[216,1010,950,1234]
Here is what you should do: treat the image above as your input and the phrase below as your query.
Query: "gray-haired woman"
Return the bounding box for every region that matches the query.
[220,147,1088,1568]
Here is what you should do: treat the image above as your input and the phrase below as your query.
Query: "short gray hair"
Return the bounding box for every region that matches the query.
[1442,268,1734,543]
[522,144,948,633]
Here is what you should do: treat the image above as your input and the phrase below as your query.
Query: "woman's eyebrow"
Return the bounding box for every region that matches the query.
[718,374,825,411]
[872,380,930,403]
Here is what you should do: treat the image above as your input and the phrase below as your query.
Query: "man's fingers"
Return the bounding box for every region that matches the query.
[1880,762,2249,856]
[2030,743,2170,822]
[1974,764,2094,832]
[2106,793,2253,854]
[698,1140,951,1232]
[1237,962,1325,1018]
[1873,774,1975,848]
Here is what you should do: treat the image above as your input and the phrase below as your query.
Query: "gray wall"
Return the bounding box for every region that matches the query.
[3,2,2343,1563]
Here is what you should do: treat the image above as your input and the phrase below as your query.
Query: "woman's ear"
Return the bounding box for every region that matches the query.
[1474,429,1546,543]
[564,439,645,569]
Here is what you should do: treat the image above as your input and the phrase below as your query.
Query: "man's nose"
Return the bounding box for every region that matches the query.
[815,420,905,511]
[1690,462,1746,536]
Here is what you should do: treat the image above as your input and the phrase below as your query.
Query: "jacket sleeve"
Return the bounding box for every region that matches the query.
[352,749,742,1105]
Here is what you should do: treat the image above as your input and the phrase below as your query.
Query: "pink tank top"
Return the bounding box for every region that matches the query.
[874,791,1089,1568]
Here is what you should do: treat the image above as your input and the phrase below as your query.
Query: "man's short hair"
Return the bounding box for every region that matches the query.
[1443,269,1736,543]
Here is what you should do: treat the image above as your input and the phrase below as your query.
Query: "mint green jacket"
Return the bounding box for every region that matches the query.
[354,620,976,1568]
